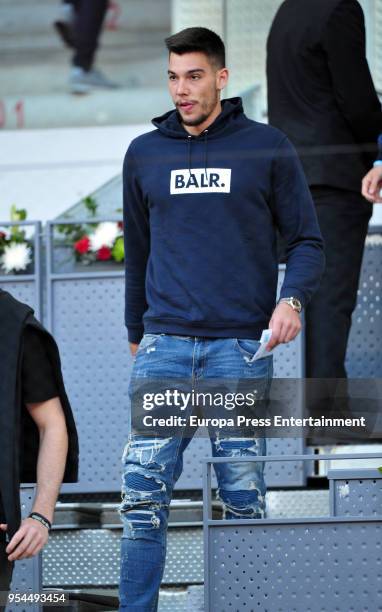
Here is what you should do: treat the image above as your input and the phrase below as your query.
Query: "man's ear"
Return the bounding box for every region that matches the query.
[217,67,229,92]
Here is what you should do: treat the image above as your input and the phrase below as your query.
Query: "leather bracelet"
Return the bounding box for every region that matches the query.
[28,512,51,530]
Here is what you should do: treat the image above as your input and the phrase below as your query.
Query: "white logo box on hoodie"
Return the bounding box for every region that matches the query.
[170,168,231,194]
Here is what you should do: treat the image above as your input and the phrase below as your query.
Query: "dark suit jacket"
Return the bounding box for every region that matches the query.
[267,0,382,192]
[0,290,78,538]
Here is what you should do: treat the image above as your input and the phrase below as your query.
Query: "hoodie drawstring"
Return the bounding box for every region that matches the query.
[186,129,209,178]
[187,135,192,176]
[203,129,209,180]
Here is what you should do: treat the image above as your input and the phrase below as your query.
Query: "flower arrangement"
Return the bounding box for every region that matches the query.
[56,197,124,265]
[0,206,33,274]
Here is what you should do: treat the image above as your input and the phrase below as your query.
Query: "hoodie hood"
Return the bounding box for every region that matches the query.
[152,97,245,139]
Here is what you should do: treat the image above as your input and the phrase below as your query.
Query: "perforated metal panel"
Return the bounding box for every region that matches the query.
[266,489,329,519]
[158,590,189,612]
[6,487,42,612]
[48,275,132,493]
[206,521,382,612]
[0,221,42,319]
[186,585,204,611]
[158,586,204,612]
[46,222,132,494]
[346,232,382,377]
[329,468,382,517]
[43,526,203,586]
[204,454,382,612]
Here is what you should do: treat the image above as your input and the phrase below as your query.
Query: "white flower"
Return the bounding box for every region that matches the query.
[1,242,32,273]
[366,234,382,247]
[89,222,119,252]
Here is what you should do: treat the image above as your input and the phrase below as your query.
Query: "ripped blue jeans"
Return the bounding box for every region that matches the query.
[119,334,273,611]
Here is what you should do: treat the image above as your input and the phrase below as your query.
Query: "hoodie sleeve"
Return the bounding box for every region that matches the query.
[123,145,150,343]
[271,136,325,307]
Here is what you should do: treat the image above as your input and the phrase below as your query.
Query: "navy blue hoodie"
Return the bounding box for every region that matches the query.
[123,97,324,343]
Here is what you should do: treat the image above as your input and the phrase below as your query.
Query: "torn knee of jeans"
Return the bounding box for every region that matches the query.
[213,434,264,455]
[125,471,166,493]
[122,436,171,469]
[119,471,167,519]
[120,505,162,530]
[217,487,266,519]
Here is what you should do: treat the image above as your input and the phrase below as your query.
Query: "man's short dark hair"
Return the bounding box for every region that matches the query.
[165,27,226,69]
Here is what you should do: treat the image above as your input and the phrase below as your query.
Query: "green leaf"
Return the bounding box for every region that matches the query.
[83,196,98,217]
[111,236,124,262]
[10,205,27,222]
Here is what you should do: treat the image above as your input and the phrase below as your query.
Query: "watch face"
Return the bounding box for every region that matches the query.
[292,298,302,312]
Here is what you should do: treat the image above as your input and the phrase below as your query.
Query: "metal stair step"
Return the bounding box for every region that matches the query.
[43,525,204,588]
[52,586,204,611]
[44,491,330,588]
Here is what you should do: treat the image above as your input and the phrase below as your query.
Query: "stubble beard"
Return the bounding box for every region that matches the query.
[178,93,219,127]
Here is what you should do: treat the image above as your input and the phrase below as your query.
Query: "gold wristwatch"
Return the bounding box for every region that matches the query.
[278,297,302,313]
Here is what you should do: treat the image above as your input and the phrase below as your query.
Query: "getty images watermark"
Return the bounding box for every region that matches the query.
[140,388,367,430]
[142,388,260,411]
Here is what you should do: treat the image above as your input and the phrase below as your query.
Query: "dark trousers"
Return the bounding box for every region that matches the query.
[0,498,13,611]
[71,0,108,71]
[305,187,372,379]
[0,541,13,611]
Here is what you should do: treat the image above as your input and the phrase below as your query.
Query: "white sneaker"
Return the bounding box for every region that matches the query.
[69,67,120,94]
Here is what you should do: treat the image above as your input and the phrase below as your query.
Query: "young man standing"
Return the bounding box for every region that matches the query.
[120,27,324,610]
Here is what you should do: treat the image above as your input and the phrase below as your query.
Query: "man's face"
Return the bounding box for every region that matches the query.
[168,51,227,127]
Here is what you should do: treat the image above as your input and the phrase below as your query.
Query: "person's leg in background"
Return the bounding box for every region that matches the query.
[305,188,372,379]
[72,0,108,72]
[54,0,78,48]
[66,0,119,93]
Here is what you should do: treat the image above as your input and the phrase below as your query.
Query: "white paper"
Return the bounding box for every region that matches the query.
[251,328,274,361]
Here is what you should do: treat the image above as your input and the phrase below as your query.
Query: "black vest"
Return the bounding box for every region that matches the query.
[0,290,78,538]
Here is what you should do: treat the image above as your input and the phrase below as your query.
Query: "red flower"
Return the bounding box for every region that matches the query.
[74,236,90,254]
[97,246,112,260]
[0,231,6,240]
[117,221,124,230]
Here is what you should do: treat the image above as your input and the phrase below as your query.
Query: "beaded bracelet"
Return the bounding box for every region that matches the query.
[28,512,51,530]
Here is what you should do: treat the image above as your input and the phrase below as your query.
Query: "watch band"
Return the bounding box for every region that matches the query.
[278,297,302,313]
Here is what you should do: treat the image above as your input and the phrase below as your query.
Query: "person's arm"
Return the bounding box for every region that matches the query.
[322,0,382,147]
[1,397,68,561]
[267,137,325,350]
[123,144,150,355]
